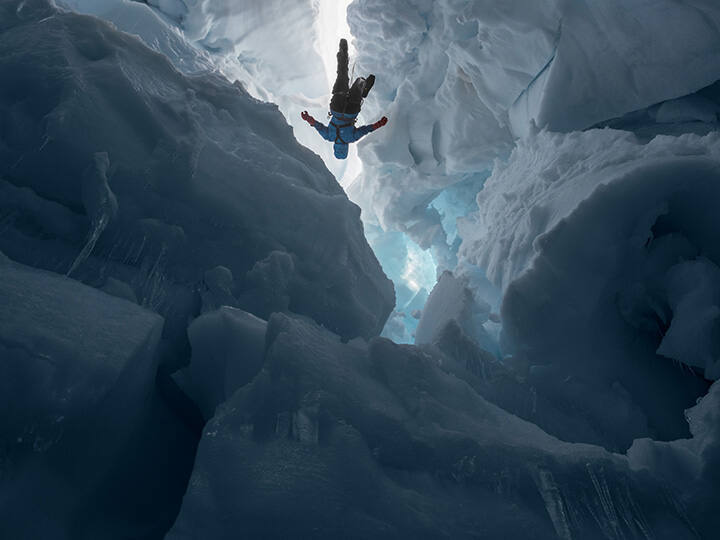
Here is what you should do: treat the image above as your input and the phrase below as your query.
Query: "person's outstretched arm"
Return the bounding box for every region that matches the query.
[301,111,332,141]
[351,116,388,142]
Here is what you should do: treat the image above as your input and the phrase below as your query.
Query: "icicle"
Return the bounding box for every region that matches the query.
[67,152,117,277]
[535,468,574,540]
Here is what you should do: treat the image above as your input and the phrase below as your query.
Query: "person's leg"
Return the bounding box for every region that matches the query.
[345,77,365,114]
[362,74,375,98]
[331,39,349,95]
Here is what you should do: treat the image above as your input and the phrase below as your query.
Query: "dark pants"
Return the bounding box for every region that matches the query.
[330,44,364,115]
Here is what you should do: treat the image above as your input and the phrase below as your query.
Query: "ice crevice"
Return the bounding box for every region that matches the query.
[3,0,720,538]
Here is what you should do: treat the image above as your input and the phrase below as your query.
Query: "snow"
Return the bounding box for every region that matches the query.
[0,0,393,341]
[62,0,363,186]
[510,0,720,135]
[415,270,493,351]
[456,128,719,449]
[345,0,720,343]
[0,252,163,427]
[58,0,437,340]
[0,2,393,535]
[3,0,720,537]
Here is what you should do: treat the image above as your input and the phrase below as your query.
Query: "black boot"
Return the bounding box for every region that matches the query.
[362,74,375,97]
[337,41,348,74]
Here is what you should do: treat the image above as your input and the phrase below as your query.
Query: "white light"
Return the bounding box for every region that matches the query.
[314,0,355,90]
[312,0,363,189]
[402,243,437,294]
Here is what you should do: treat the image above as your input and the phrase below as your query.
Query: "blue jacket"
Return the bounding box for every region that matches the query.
[312,111,376,159]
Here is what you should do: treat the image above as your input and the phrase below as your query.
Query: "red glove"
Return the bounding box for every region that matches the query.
[372,116,388,130]
[301,110,316,126]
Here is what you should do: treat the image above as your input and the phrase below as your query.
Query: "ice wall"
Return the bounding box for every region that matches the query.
[3,0,720,537]
[1,0,393,342]
[347,0,720,305]
[510,0,720,136]
[344,0,720,453]
[458,128,719,450]
[58,0,426,342]
[0,3,393,535]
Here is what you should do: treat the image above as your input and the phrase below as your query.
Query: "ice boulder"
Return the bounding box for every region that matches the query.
[176,307,267,420]
[0,253,163,538]
[0,0,394,342]
[415,270,494,352]
[168,313,698,539]
[509,0,720,136]
[628,380,720,537]
[655,259,720,379]
[458,128,720,450]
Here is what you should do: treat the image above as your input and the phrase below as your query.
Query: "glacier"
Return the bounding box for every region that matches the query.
[347,0,720,340]
[0,0,393,342]
[1,0,720,538]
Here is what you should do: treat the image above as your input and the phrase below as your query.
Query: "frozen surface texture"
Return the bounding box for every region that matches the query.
[57,0,214,75]
[628,380,720,536]
[169,313,701,540]
[346,0,720,277]
[2,0,720,538]
[59,0,363,183]
[177,307,267,420]
[0,253,164,537]
[457,129,719,450]
[415,270,494,353]
[0,0,393,342]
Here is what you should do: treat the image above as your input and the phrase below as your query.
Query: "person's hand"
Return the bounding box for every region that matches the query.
[301,110,315,126]
[372,116,388,130]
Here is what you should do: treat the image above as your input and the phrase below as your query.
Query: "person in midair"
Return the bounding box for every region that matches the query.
[300,38,388,159]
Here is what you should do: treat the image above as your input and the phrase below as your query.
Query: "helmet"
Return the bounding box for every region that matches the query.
[333,143,349,159]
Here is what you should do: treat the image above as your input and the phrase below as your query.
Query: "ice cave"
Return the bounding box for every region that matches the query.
[1,0,720,538]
